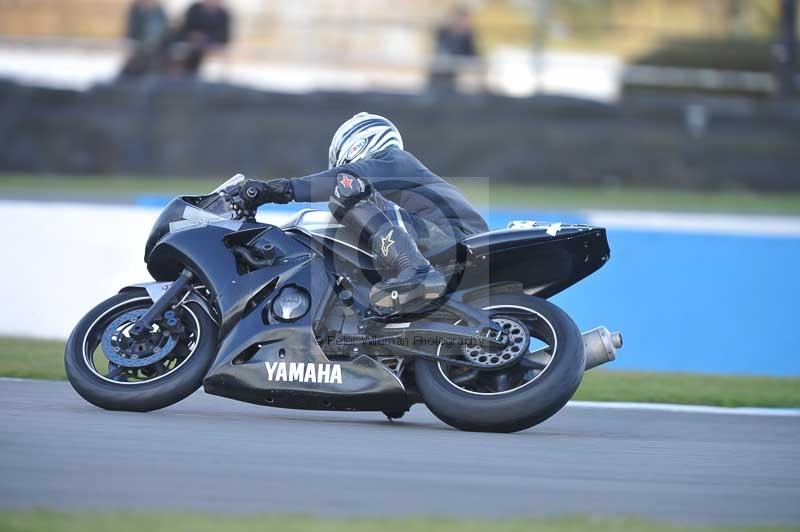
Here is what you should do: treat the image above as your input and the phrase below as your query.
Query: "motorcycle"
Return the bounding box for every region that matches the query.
[65,174,622,433]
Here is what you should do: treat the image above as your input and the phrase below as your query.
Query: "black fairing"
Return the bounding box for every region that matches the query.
[148,223,314,336]
[200,253,406,412]
[146,219,407,411]
[454,225,610,299]
[144,195,236,262]
[204,326,408,412]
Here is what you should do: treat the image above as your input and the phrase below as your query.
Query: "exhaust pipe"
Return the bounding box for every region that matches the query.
[582,326,623,371]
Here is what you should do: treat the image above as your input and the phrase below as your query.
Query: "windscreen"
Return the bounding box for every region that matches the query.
[144,174,248,260]
[193,174,247,217]
[212,173,246,194]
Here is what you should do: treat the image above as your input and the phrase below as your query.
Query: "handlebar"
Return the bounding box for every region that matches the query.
[220,188,257,222]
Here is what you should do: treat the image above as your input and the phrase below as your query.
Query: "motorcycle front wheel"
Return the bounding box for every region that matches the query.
[65,289,218,412]
[415,293,585,433]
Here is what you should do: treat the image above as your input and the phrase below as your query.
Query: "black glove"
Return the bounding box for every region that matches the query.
[240,178,294,207]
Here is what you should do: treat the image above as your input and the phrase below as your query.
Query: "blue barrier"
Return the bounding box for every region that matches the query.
[483,209,799,376]
[552,229,799,376]
[136,195,800,375]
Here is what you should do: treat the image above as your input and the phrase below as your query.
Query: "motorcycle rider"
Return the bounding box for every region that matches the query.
[229,112,488,309]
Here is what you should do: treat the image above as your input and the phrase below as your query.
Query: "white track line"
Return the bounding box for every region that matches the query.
[570,400,800,417]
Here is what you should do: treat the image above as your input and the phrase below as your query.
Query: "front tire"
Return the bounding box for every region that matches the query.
[415,294,584,433]
[65,289,218,412]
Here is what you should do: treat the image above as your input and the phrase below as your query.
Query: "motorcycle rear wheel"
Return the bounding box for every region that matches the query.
[415,293,585,433]
[65,289,218,412]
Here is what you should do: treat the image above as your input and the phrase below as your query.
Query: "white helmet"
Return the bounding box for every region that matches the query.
[328,112,404,169]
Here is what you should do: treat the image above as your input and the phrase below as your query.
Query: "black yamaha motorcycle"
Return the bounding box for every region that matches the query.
[66,175,622,433]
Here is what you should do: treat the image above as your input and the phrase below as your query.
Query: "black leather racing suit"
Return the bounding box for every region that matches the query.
[289,147,488,250]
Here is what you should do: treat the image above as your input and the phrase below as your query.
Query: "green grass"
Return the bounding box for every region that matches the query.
[456,182,800,214]
[0,511,797,532]
[2,174,800,214]
[0,174,215,200]
[2,336,799,408]
[574,370,800,408]
[0,337,67,380]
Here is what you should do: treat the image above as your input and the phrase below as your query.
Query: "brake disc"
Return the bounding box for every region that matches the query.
[101,309,177,368]
[463,317,529,368]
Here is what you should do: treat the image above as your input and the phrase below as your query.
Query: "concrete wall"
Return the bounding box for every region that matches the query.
[1,80,799,190]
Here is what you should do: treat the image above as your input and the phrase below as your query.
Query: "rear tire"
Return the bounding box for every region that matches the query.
[65,289,218,412]
[415,294,584,433]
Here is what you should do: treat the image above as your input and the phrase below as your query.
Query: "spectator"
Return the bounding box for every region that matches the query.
[430,5,479,93]
[180,0,232,76]
[120,0,169,77]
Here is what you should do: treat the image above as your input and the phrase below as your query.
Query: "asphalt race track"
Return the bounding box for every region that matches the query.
[1,379,798,525]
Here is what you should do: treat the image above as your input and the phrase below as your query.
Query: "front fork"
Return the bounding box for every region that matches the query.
[129,269,194,338]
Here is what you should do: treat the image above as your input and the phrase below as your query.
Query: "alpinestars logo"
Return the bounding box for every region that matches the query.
[380,230,395,257]
[265,362,343,384]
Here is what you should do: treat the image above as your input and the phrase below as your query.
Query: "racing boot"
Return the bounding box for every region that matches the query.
[367,224,447,311]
